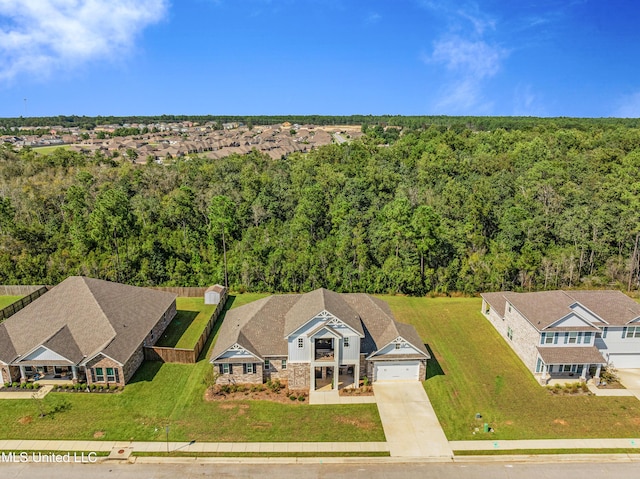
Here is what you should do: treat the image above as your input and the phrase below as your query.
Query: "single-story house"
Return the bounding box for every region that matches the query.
[210,288,430,390]
[481,290,640,384]
[0,276,177,387]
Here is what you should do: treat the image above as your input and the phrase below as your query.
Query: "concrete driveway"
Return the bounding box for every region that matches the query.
[373,381,452,458]
[616,369,640,400]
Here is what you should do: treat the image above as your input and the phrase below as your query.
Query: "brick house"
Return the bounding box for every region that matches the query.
[0,276,177,387]
[210,288,430,391]
[481,290,640,385]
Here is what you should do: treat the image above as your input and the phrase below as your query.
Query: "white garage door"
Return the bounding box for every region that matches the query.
[374,361,420,381]
[608,354,640,369]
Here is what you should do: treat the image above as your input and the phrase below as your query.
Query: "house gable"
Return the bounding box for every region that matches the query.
[368,336,429,359]
[569,303,608,325]
[286,310,364,340]
[19,346,74,364]
[545,312,597,329]
[212,343,262,363]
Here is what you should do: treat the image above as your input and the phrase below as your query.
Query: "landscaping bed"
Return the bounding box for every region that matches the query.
[205,380,308,404]
[339,385,374,396]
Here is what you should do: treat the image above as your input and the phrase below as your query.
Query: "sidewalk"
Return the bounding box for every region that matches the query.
[451,438,640,451]
[0,439,389,454]
[0,385,52,400]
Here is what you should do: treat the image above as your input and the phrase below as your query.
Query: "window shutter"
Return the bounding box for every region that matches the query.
[541,333,546,345]
[228,364,233,374]
[90,368,96,383]
[243,364,247,375]
[564,333,568,344]
[577,332,582,344]
[219,364,224,374]
[603,327,608,338]
[115,369,120,384]
[623,327,627,339]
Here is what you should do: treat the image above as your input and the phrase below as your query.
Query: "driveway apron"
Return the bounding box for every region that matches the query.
[373,381,452,458]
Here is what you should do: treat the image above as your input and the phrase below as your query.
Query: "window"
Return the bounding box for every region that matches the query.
[221,364,230,374]
[507,327,513,341]
[484,303,490,315]
[281,359,287,370]
[563,364,572,372]
[264,359,270,370]
[95,367,104,382]
[568,332,578,344]
[508,304,512,313]
[625,326,640,338]
[584,332,592,344]
[298,337,304,348]
[344,337,350,348]
[106,368,116,382]
[244,363,255,374]
[536,358,543,373]
[395,343,401,350]
[545,333,554,344]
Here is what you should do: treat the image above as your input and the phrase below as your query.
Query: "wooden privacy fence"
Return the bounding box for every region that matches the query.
[144,286,228,364]
[0,286,49,322]
[148,287,209,297]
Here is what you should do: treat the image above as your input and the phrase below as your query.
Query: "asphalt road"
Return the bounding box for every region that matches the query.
[0,461,639,479]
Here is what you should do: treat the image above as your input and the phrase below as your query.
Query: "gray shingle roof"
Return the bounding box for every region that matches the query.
[481,290,640,330]
[211,289,428,362]
[536,346,606,365]
[0,276,176,365]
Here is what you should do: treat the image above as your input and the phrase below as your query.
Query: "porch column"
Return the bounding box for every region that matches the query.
[71,366,78,384]
[580,363,588,382]
[354,363,360,389]
[595,364,602,385]
[19,365,26,383]
[541,364,548,381]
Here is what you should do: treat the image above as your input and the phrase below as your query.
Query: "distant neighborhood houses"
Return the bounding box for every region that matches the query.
[1,122,363,162]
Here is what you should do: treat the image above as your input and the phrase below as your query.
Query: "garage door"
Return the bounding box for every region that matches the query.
[608,354,640,369]
[374,361,420,381]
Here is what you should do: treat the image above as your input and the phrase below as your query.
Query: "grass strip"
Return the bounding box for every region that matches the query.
[454,448,640,456]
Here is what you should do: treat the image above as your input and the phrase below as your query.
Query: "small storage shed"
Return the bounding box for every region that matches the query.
[204,284,226,305]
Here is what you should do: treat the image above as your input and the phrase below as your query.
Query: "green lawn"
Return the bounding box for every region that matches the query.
[0,296,22,310]
[156,298,216,349]
[384,296,640,441]
[0,292,383,443]
[32,145,72,155]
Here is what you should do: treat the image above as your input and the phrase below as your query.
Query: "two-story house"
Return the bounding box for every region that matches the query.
[481,290,640,384]
[210,288,430,390]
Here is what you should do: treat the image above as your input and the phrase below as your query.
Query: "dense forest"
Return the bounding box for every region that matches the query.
[1,119,640,294]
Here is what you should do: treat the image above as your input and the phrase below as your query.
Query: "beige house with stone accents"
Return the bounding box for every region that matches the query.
[0,276,176,387]
[481,290,640,385]
[210,288,430,391]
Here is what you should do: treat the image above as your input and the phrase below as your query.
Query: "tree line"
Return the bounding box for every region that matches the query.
[0,119,640,294]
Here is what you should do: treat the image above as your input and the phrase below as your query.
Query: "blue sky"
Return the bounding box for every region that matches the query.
[0,0,639,117]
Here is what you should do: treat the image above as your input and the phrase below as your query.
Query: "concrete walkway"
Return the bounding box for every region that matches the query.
[373,381,452,459]
[309,390,376,405]
[0,385,52,400]
[452,438,640,451]
[616,370,640,400]
[0,439,389,454]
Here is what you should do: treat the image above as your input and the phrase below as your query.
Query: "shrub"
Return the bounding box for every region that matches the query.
[362,376,370,387]
[3,382,9,388]
[268,379,282,393]
[12,382,19,388]
[297,394,305,402]
[90,384,97,391]
[25,383,33,389]
[109,385,118,392]
[289,395,297,401]
[20,382,27,389]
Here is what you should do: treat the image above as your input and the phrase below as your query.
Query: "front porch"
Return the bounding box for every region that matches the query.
[17,365,84,385]
[313,365,357,391]
[535,345,605,386]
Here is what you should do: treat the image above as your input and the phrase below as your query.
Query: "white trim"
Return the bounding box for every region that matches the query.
[285,310,364,339]
[367,336,429,359]
[16,345,74,364]
[210,342,262,363]
[80,351,124,367]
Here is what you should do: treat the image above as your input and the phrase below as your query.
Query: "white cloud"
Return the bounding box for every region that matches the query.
[365,12,381,25]
[431,36,505,79]
[0,0,169,81]
[427,35,507,113]
[613,92,640,118]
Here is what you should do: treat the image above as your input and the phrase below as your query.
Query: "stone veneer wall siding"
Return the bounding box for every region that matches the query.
[1,364,11,384]
[263,356,288,384]
[359,354,366,380]
[85,355,126,387]
[502,303,542,372]
[419,359,426,381]
[216,363,263,385]
[288,362,310,390]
